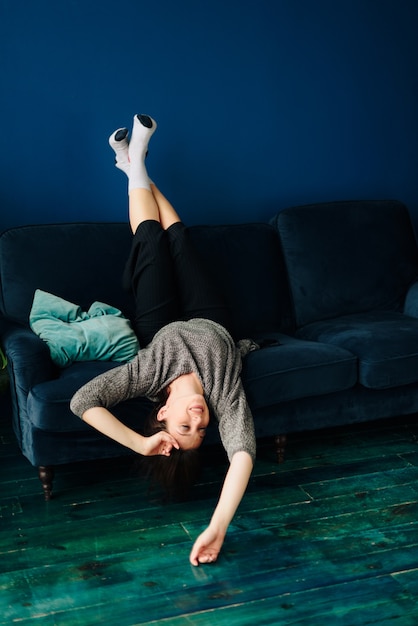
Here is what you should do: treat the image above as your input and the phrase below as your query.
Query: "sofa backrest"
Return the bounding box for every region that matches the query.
[272,200,418,328]
[0,221,292,340]
[0,223,135,326]
[189,223,293,339]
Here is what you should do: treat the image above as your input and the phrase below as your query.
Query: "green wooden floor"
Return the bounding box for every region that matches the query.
[2,385,418,625]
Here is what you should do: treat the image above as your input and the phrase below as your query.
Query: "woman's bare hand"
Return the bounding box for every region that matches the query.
[139,431,180,457]
[189,524,226,566]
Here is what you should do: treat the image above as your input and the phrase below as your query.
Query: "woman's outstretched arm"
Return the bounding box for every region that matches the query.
[189,450,253,566]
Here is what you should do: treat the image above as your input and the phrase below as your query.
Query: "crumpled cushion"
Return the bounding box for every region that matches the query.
[29,289,139,367]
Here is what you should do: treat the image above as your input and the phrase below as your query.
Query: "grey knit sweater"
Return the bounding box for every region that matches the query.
[70,318,257,462]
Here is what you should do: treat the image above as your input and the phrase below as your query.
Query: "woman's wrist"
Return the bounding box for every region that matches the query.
[209,511,229,535]
[133,433,147,456]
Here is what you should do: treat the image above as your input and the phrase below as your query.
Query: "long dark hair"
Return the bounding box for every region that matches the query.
[141,389,201,501]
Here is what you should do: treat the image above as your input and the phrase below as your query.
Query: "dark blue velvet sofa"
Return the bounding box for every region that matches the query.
[2,199,418,499]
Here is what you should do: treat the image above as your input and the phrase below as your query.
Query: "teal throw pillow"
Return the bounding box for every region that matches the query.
[30,289,139,367]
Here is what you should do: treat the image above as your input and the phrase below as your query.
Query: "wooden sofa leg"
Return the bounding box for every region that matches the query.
[38,466,55,501]
[275,434,287,464]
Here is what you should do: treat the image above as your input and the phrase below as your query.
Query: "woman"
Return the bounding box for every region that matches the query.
[70,114,256,566]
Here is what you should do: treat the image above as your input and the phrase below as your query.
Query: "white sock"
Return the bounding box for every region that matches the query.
[128,114,157,192]
[109,128,130,176]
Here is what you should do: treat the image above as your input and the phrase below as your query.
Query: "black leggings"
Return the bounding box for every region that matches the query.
[124,220,231,346]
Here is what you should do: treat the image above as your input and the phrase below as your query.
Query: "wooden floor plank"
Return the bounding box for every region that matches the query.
[3,510,418,623]
[2,387,418,625]
[2,473,417,575]
[2,567,416,626]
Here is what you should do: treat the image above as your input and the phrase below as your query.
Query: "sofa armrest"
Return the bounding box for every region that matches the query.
[403,281,418,318]
[404,281,418,318]
[1,321,57,391]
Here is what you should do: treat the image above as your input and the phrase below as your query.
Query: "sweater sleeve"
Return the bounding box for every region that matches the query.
[70,352,151,418]
[216,379,256,464]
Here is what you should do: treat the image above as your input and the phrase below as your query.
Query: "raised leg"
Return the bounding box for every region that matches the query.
[275,434,287,464]
[123,220,181,346]
[165,222,232,332]
[38,465,55,501]
[109,113,182,233]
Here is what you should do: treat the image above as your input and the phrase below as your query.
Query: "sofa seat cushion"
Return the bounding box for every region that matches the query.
[242,333,357,409]
[27,361,151,432]
[28,335,357,431]
[298,311,418,390]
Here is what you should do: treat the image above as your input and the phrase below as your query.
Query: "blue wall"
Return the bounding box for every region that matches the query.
[1,0,418,230]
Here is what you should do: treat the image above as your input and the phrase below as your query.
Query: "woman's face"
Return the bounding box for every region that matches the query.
[157,393,210,450]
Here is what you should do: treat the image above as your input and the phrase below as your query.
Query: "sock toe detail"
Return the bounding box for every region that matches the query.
[137,114,153,128]
[115,128,129,141]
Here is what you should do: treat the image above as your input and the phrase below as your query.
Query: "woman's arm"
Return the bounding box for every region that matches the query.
[189,450,253,566]
[82,406,179,457]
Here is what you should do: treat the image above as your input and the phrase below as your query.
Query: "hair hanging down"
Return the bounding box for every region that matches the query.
[141,390,201,502]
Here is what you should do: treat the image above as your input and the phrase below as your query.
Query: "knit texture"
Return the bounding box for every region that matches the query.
[70,318,257,462]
